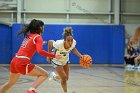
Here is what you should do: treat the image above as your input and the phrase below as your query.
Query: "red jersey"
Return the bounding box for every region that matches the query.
[16,34,55,59]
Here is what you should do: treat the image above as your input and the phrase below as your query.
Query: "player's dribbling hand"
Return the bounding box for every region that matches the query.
[55,54,62,59]
[43,41,47,45]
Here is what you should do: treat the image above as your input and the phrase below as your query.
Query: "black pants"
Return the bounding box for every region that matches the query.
[124,56,135,65]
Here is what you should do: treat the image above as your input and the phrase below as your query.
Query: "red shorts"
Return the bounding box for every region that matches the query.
[10,56,35,75]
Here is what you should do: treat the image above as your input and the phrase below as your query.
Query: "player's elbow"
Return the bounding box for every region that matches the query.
[48,40,54,45]
[37,50,43,55]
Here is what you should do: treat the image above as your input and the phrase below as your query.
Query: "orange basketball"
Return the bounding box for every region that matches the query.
[80,55,92,68]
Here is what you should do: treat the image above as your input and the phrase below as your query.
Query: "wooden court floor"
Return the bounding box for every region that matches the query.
[0,65,140,93]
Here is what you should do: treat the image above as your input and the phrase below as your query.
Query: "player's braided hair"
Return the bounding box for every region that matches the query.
[63,27,73,40]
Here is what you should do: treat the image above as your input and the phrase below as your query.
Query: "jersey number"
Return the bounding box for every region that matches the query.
[21,38,30,48]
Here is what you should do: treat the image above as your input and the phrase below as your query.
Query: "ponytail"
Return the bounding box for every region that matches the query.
[17,19,44,38]
[63,27,73,40]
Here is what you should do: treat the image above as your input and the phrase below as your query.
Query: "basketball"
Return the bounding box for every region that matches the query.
[80,55,92,68]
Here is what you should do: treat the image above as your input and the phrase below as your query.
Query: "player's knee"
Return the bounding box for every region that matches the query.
[61,75,67,82]
[37,72,49,78]
[7,81,16,86]
[37,74,48,80]
[43,72,49,78]
[134,58,137,62]
[67,76,69,80]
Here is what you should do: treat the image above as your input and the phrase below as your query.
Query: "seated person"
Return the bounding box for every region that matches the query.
[124,44,135,65]
[134,46,140,69]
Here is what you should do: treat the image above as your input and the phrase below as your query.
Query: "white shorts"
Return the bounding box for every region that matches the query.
[51,60,70,68]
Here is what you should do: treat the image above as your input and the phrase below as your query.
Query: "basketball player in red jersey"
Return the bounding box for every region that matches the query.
[0,19,62,93]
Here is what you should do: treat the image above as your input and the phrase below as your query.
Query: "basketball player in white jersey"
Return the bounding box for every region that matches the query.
[47,27,82,93]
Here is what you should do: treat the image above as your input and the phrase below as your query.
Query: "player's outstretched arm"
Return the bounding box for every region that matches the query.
[72,48,82,58]
[47,40,55,62]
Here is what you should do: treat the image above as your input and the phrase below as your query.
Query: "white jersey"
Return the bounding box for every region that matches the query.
[52,39,76,65]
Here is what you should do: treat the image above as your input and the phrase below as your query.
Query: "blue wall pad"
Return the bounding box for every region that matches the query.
[0,24,12,64]
[11,24,125,64]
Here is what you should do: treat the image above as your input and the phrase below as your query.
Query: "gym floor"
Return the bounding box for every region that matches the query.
[0,65,140,93]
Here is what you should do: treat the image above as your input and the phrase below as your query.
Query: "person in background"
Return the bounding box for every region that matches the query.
[129,27,140,69]
[124,44,135,69]
[124,45,134,64]
[134,46,140,69]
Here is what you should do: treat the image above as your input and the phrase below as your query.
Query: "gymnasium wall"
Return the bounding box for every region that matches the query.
[0,24,12,64]
[0,24,125,64]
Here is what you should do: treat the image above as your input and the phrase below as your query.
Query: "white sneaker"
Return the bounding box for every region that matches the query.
[130,65,135,69]
[138,66,140,69]
[48,72,60,84]
[135,66,140,69]
[49,72,56,80]
[137,66,140,72]
[125,65,131,69]
[125,65,136,71]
